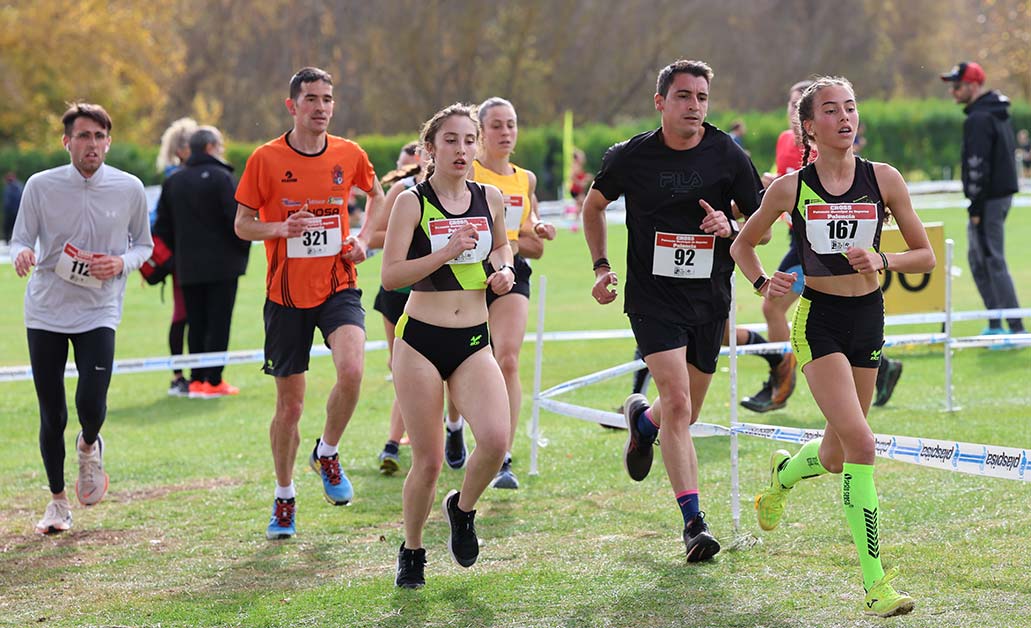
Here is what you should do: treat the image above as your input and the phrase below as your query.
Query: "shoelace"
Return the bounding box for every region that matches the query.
[46,502,69,521]
[455,508,476,535]
[688,511,708,535]
[274,501,294,527]
[318,456,342,485]
[80,449,102,483]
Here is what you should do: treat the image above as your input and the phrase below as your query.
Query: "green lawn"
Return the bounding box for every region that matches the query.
[0,196,1029,627]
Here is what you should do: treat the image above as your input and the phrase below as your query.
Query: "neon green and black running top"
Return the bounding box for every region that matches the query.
[409,180,494,292]
[791,157,885,277]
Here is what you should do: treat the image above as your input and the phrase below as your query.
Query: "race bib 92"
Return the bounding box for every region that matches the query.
[652,232,715,279]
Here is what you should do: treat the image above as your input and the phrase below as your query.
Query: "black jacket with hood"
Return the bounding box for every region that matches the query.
[962,90,1018,218]
[153,153,250,285]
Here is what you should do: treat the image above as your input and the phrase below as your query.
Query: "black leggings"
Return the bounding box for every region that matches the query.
[27,327,115,494]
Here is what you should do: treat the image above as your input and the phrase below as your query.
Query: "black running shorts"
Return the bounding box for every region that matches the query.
[263,288,365,377]
[791,286,884,369]
[628,314,726,375]
[486,254,531,307]
[396,313,490,380]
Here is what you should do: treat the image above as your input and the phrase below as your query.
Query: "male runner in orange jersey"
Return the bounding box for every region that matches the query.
[235,67,385,539]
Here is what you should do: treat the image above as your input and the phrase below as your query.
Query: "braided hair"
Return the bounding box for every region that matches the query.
[794,76,854,168]
[419,103,479,178]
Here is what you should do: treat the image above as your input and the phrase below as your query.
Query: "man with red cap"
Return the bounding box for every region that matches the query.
[941,61,1023,335]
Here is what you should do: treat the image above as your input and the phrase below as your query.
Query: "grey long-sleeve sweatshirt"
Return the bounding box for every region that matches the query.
[10,163,153,333]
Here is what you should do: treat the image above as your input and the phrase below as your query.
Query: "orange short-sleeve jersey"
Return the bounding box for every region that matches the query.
[236,132,377,308]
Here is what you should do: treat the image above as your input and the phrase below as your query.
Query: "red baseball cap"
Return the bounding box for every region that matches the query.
[940,61,985,84]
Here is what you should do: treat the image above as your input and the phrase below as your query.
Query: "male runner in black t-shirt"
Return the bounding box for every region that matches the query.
[582,59,764,562]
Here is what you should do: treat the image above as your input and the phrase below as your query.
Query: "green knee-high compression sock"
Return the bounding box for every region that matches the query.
[776,439,829,489]
[841,462,885,591]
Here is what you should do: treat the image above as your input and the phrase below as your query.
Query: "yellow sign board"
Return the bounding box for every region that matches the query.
[878,222,945,314]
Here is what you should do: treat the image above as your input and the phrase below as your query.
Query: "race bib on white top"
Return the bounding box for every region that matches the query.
[805,203,878,254]
[503,194,526,233]
[429,217,491,265]
[54,243,103,289]
[287,216,342,258]
[652,232,715,279]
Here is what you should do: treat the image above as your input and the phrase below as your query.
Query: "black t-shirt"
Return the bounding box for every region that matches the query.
[593,124,763,324]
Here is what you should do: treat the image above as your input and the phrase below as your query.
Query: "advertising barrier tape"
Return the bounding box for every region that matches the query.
[733,422,1031,482]
[3,306,1027,383]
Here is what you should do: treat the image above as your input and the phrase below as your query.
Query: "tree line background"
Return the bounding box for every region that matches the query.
[0,0,1028,194]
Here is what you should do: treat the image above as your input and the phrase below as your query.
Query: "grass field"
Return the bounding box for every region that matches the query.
[0,196,1029,627]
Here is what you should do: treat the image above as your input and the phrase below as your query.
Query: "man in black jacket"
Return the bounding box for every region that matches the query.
[941,61,1024,334]
[155,126,250,397]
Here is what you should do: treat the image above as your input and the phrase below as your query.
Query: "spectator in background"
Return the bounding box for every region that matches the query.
[1016,128,1031,178]
[853,122,868,154]
[941,61,1024,335]
[2,171,23,244]
[568,148,592,228]
[155,117,199,396]
[153,126,248,399]
[729,120,748,155]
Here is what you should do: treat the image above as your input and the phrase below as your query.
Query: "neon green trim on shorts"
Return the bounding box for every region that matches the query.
[791,295,813,368]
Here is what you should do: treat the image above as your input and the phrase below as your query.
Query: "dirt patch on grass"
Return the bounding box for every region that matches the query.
[107,476,242,504]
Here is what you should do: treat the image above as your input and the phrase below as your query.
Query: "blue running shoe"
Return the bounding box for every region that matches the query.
[266,498,296,540]
[308,439,353,505]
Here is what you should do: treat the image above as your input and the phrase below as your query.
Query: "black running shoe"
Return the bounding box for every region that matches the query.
[490,457,519,489]
[622,393,654,481]
[395,543,427,589]
[444,426,467,470]
[874,359,903,407]
[442,490,478,567]
[683,511,721,562]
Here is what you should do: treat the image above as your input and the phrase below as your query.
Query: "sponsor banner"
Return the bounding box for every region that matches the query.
[735,422,1031,482]
[879,222,945,314]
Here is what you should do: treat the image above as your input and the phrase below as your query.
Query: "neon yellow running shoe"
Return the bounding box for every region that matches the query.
[863,567,915,617]
[754,449,791,531]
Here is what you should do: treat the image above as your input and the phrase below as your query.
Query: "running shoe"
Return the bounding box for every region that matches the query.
[167,376,189,397]
[308,439,353,505]
[35,500,72,535]
[442,490,478,567]
[755,449,792,531]
[266,497,296,540]
[444,426,467,470]
[203,381,240,398]
[863,567,915,617]
[395,543,427,589]
[75,432,108,506]
[490,458,519,489]
[980,326,1007,336]
[742,354,797,413]
[740,379,775,413]
[873,359,903,407]
[378,448,400,476]
[188,380,210,399]
[682,511,721,562]
[622,393,654,481]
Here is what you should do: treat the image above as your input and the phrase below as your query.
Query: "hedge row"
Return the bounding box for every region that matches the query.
[2,99,1027,200]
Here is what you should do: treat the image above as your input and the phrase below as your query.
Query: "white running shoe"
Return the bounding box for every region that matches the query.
[76,432,109,506]
[35,500,72,535]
